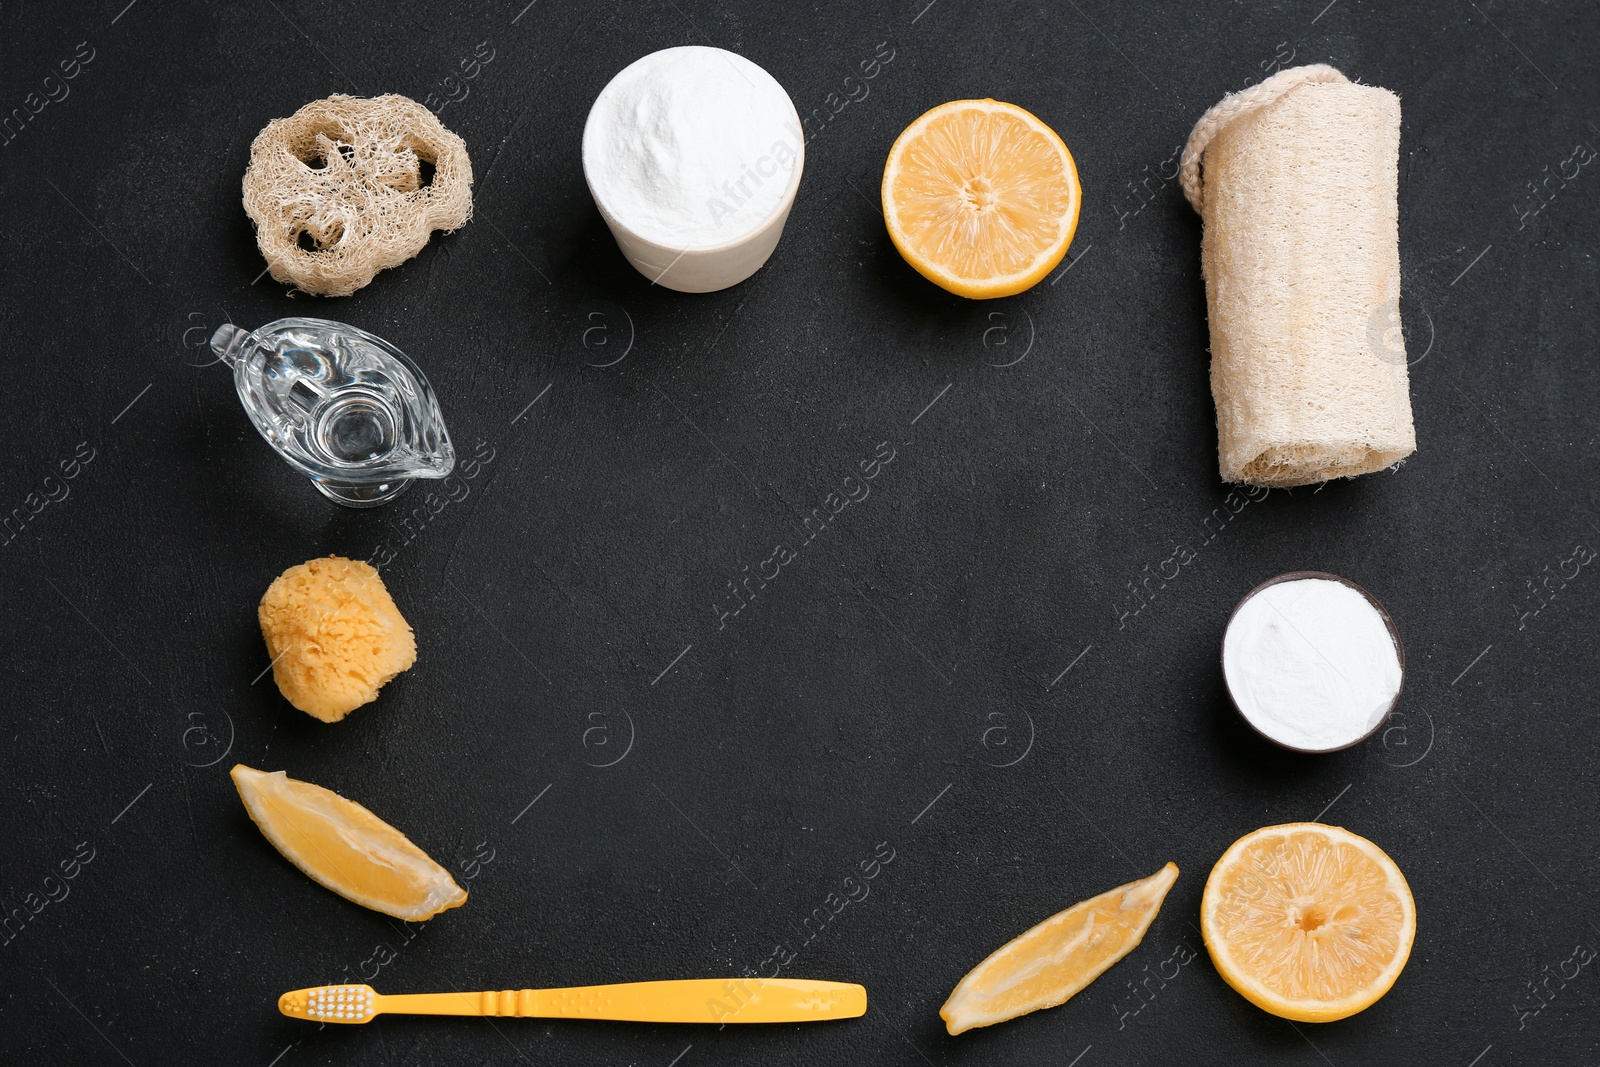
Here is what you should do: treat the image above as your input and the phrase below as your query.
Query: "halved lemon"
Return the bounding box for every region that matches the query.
[882,99,1081,299]
[231,765,466,921]
[940,862,1178,1034]
[1201,823,1415,1023]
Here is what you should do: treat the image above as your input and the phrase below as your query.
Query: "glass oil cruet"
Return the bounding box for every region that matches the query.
[209,317,454,507]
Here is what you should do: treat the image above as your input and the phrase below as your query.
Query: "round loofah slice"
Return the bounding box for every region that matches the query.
[258,556,416,722]
[242,94,473,297]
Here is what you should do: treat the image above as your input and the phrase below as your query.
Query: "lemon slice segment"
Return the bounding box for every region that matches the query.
[231,765,466,921]
[940,862,1178,1034]
[1201,822,1415,1022]
[882,98,1081,299]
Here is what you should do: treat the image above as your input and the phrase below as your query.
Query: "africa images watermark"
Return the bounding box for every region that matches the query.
[704,120,803,229]
[1,40,95,147]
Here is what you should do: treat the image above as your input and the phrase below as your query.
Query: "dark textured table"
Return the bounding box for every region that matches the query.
[3,2,1597,1064]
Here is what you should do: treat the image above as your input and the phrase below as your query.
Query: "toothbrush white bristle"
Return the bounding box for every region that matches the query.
[280,984,377,1023]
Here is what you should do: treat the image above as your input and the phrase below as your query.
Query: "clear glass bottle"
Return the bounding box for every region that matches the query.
[210,317,454,507]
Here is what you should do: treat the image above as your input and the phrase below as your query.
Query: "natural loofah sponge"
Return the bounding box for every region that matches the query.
[242,94,473,297]
[258,556,417,722]
[1182,66,1416,487]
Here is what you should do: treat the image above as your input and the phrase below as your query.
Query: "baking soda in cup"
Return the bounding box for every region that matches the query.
[582,46,804,293]
[1221,571,1405,754]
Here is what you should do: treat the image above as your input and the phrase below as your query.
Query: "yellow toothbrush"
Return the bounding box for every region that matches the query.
[279,978,867,1025]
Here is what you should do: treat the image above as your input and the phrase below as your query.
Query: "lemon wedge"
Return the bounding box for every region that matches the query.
[231,765,466,921]
[941,862,1178,1034]
[1201,823,1415,1022]
[882,99,1081,299]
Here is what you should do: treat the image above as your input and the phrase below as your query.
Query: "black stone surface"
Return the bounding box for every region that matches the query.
[2,2,1597,1064]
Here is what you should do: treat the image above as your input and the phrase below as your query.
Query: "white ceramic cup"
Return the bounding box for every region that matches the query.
[582,47,805,294]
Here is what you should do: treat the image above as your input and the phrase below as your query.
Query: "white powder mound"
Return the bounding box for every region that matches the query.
[1223,578,1403,752]
[583,46,801,250]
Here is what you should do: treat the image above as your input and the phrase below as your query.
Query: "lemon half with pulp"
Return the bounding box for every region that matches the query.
[882,99,1081,299]
[1202,822,1415,1022]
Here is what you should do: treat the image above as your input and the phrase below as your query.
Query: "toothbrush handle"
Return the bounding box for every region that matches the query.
[378,991,485,1016]
[379,979,866,1023]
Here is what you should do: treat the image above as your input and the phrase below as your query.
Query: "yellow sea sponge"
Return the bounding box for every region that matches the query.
[258,556,416,722]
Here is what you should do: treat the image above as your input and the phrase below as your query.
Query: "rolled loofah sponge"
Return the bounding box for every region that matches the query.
[1182,66,1417,487]
[258,556,417,722]
[242,94,473,297]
